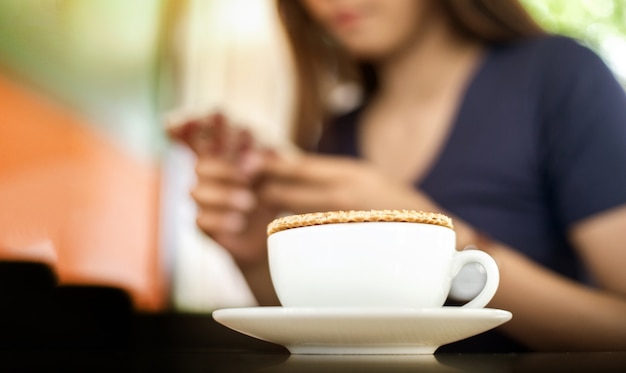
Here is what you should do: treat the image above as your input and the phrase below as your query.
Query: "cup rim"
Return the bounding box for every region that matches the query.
[267,210,453,236]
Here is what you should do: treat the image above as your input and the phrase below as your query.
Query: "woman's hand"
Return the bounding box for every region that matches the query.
[167,111,254,159]
[259,153,477,246]
[192,153,280,266]
[167,112,279,266]
[260,153,430,212]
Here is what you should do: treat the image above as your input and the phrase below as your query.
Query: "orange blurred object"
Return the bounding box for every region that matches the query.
[0,73,166,311]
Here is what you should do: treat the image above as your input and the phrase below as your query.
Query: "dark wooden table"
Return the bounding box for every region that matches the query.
[2,309,625,372]
[1,260,625,372]
[3,347,626,372]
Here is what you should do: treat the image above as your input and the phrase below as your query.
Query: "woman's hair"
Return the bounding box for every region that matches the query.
[276,0,545,150]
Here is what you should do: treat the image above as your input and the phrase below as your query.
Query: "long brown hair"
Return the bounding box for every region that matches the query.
[276,0,545,150]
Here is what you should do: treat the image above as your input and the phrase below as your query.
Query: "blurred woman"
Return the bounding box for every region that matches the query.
[173,0,626,352]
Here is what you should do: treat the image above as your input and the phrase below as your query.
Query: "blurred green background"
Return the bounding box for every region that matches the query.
[0,0,172,159]
[0,0,624,159]
[522,0,626,80]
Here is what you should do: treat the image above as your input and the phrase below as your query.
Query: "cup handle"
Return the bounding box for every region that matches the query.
[451,249,500,308]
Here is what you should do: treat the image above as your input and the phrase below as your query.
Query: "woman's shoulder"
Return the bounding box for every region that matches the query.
[514,34,592,54]
[483,34,622,110]
[491,35,608,76]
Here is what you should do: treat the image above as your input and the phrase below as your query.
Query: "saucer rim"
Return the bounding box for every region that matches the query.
[212,306,512,355]
[213,306,512,319]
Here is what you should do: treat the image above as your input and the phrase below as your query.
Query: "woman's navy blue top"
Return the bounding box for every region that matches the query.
[317,36,626,352]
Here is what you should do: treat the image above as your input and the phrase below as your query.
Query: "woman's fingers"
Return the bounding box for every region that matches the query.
[259,157,361,212]
[165,111,229,156]
[189,112,226,156]
[167,111,266,166]
[191,183,257,212]
[259,180,335,213]
[234,128,254,160]
[262,154,357,184]
[195,157,249,184]
[258,153,419,213]
[191,153,263,240]
[192,158,257,212]
[196,209,248,235]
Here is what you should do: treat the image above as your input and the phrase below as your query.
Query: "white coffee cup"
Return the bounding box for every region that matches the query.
[268,218,499,309]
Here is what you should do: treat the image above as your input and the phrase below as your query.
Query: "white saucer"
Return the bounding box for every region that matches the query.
[212,307,512,355]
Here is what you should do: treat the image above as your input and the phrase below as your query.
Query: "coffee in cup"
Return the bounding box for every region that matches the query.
[267,210,499,308]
